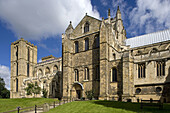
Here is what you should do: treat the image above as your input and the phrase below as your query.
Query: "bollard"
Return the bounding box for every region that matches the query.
[35,105,37,113]
[53,101,55,108]
[17,107,20,113]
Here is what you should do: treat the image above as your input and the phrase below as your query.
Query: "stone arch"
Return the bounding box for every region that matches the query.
[71,82,84,99]
[45,67,50,75]
[53,65,58,73]
[149,47,158,55]
[38,69,43,76]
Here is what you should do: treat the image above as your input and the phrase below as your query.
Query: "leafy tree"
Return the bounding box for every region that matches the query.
[25,82,41,97]
[0,77,10,98]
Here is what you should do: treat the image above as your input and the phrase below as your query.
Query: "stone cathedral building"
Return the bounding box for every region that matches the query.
[10,7,170,102]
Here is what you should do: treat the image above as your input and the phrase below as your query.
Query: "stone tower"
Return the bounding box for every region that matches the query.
[10,38,37,98]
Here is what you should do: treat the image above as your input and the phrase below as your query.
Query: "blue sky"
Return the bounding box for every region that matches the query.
[0,0,170,89]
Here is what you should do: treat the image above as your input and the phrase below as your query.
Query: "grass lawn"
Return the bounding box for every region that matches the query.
[47,100,170,113]
[0,98,57,112]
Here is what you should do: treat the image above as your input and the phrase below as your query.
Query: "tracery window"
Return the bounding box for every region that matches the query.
[138,63,145,78]
[156,61,165,76]
[75,69,79,81]
[84,67,89,80]
[111,68,117,82]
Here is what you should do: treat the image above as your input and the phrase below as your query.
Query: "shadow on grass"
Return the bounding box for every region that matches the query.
[92,100,170,113]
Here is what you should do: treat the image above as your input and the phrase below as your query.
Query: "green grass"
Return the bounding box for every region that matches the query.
[47,100,170,113]
[0,98,57,112]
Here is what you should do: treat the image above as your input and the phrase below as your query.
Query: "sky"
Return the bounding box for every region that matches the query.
[0,0,170,90]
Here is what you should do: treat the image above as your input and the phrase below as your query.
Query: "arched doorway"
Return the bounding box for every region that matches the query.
[72,82,84,99]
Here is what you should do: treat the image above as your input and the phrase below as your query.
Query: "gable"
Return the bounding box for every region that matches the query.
[72,15,101,38]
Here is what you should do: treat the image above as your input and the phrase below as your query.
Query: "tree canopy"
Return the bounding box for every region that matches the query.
[0,77,10,98]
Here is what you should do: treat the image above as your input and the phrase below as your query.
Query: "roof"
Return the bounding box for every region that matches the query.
[125,29,170,48]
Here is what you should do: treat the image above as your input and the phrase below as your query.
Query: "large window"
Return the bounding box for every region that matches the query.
[75,69,79,81]
[84,67,89,80]
[75,41,79,53]
[16,62,18,76]
[138,63,145,78]
[84,22,89,33]
[16,46,18,60]
[157,61,165,76]
[85,38,89,51]
[111,68,117,82]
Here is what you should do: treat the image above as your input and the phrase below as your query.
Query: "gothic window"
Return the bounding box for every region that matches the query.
[84,67,89,80]
[94,35,99,48]
[157,61,165,76]
[27,63,29,77]
[84,22,89,33]
[138,63,145,78]
[111,68,117,82]
[96,65,100,80]
[53,65,58,73]
[16,78,18,92]
[85,38,89,51]
[38,69,43,76]
[45,67,50,75]
[75,69,79,82]
[75,41,79,53]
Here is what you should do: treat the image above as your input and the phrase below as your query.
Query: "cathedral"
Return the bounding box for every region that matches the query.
[10,7,170,102]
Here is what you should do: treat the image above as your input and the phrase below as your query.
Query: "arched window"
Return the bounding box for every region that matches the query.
[53,65,58,73]
[94,35,99,48]
[75,41,79,53]
[45,67,50,75]
[85,38,89,51]
[16,78,18,92]
[75,69,79,81]
[84,22,89,33]
[28,48,30,61]
[138,63,145,78]
[38,69,43,76]
[157,61,165,76]
[16,46,18,60]
[111,68,117,82]
[84,67,89,80]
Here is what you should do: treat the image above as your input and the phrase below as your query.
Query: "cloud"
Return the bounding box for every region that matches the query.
[0,65,10,90]
[38,59,42,63]
[100,0,108,6]
[128,0,170,36]
[0,0,100,40]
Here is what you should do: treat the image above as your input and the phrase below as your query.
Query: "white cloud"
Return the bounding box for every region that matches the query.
[128,0,170,36]
[0,65,10,90]
[38,59,42,63]
[0,0,100,40]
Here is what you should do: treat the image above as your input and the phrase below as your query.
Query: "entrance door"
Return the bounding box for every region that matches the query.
[76,90,81,99]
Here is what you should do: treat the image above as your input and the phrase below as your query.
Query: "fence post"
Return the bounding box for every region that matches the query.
[35,105,37,113]
[53,101,55,108]
[17,107,20,113]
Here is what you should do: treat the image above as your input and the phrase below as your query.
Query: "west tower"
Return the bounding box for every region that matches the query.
[10,38,37,98]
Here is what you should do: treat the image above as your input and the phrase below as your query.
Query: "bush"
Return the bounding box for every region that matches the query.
[85,90,94,100]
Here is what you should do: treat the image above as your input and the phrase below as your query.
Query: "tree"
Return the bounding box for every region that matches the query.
[0,77,10,98]
[25,82,41,97]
